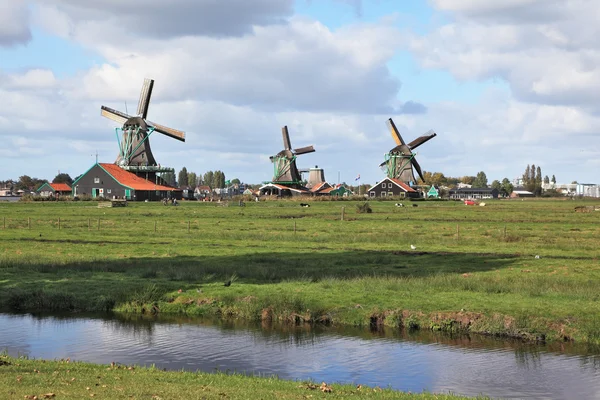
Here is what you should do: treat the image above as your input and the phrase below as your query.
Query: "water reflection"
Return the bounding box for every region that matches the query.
[1,312,600,400]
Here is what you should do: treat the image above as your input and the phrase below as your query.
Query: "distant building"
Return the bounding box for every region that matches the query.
[449,187,499,200]
[367,178,419,199]
[318,184,353,197]
[576,183,600,197]
[72,163,181,201]
[509,190,534,198]
[259,183,310,197]
[36,182,72,197]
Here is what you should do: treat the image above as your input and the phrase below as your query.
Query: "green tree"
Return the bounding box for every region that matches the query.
[460,176,476,185]
[16,175,47,191]
[472,171,488,188]
[162,172,176,187]
[551,175,556,184]
[543,175,550,185]
[188,172,197,188]
[52,173,73,186]
[203,171,214,189]
[491,180,501,190]
[231,178,241,185]
[178,167,188,188]
[501,178,514,197]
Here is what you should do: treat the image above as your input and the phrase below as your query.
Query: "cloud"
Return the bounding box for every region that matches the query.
[37,0,294,39]
[411,0,600,112]
[0,0,32,47]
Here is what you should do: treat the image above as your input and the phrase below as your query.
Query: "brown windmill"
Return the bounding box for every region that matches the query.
[100,78,185,172]
[269,126,315,187]
[380,118,436,185]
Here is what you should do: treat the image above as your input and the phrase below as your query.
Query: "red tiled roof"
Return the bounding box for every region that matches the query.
[390,178,417,192]
[49,183,71,192]
[310,182,330,192]
[99,163,177,191]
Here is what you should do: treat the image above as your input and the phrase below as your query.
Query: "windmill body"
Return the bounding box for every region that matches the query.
[381,118,436,186]
[269,126,315,188]
[100,78,185,179]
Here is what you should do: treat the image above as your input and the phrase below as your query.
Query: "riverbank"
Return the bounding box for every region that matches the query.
[1,200,599,343]
[0,355,477,399]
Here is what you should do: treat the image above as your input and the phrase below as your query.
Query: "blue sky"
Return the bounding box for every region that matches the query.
[0,0,597,186]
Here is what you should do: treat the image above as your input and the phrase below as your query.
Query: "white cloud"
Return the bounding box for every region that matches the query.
[0,0,32,46]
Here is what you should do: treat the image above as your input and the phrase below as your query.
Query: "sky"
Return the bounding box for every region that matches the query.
[1,0,599,185]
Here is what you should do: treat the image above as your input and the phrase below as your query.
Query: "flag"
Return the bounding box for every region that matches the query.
[355,174,360,181]
[225,180,231,185]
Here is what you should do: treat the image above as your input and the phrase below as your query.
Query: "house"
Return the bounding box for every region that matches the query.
[319,184,353,197]
[310,181,333,195]
[72,163,181,201]
[367,178,420,199]
[427,185,440,198]
[449,187,499,200]
[259,183,310,197]
[509,190,535,198]
[36,182,72,197]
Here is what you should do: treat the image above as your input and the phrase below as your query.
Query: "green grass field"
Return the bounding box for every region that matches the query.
[1,197,599,343]
[0,355,479,400]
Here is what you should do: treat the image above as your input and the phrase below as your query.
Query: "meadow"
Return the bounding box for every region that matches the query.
[1,197,600,343]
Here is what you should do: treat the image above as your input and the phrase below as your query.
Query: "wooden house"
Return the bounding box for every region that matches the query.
[72,163,181,201]
[448,187,499,200]
[36,182,72,197]
[427,185,440,198]
[367,178,420,199]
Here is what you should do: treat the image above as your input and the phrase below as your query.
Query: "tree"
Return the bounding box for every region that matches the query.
[501,178,514,197]
[162,171,176,187]
[53,173,73,186]
[491,180,501,190]
[203,171,214,188]
[15,175,47,191]
[188,172,197,188]
[178,167,188,188]
[472,171,488,188]
[460,176,476,185]
[543,175,550,185]
[231,178,241,185]
[551,175,556,184]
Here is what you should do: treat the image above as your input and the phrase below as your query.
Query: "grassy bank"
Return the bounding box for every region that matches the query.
[1,199,600,343]
[0,355,477,399]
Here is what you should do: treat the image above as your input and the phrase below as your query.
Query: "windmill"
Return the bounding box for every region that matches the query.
[380,118,436,185]
[100,78,185,171]
[269,126,315,186]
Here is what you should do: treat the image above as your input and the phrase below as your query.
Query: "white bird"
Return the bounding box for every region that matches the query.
[410,245,416,250]
[535,255,540,259]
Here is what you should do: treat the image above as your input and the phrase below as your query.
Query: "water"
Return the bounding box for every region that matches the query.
[2,313,600,399]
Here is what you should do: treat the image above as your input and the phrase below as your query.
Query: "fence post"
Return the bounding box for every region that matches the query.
[154,221,157,233]
[58,217,61,230]
[28,217,30,229]
[341,206,345,221]
[88,218,91,230]
[456,224,459,240]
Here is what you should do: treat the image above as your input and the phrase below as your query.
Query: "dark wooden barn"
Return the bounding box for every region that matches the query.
[72,163,181,201]
[367,177,420,199]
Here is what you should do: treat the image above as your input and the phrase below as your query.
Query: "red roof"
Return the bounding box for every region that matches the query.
[310,182,331,192]
[50,183,71,192]
[390,178,417,192]
[99,163,176,191]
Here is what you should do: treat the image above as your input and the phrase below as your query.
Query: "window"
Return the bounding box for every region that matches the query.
[388,192,393,197]
[107,189,112,194]
[94,177,100,183]
[400,192,405,198]
[370,191,375,197]
[381,192,386,197]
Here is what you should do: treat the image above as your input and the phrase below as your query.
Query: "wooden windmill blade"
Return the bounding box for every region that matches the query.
[282,126,292,150]
[410,156,425,182]
[101,106,132,125]
[293,145,315,155]
[386,118,406,146]
[137,78,154,119]
[407,130,436,150]
[147,120,186,142]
